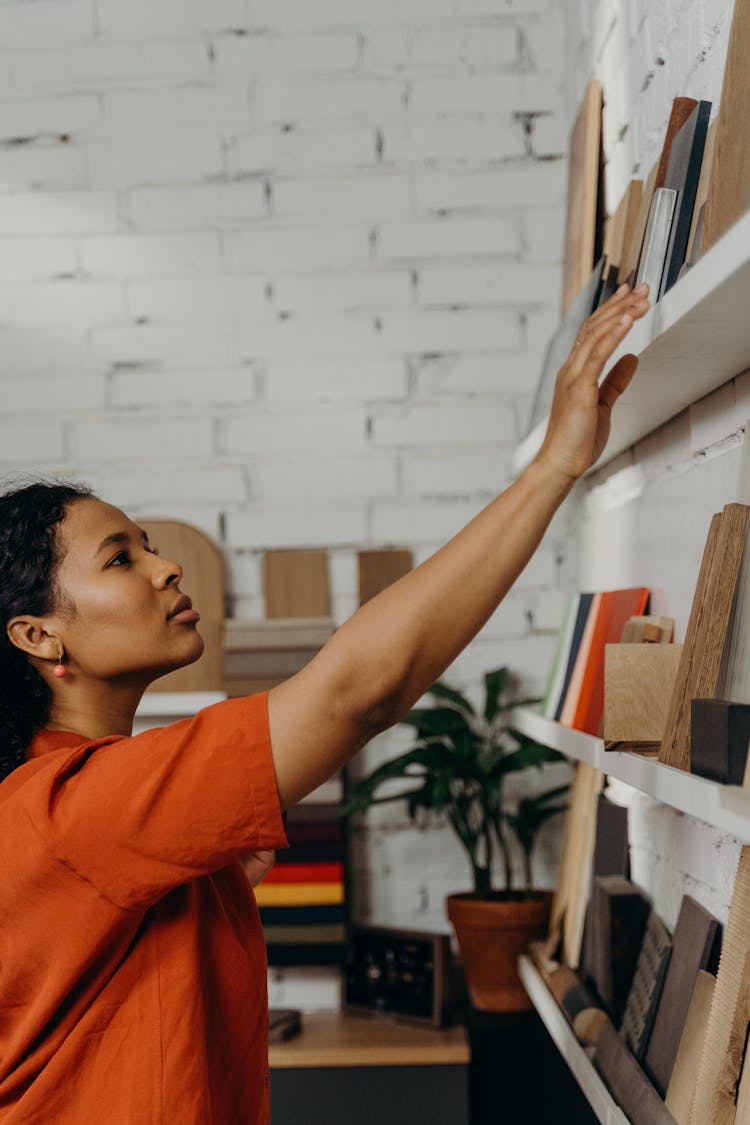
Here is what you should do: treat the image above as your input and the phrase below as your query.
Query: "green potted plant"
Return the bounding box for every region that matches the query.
[340,668,568,1011]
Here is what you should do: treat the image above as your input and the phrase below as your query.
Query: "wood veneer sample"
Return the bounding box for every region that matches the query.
[140,519,225,693]
[685,117,718,266]
[621,910,673,1060]
[590,876,650,1025]
[660,506,750,771]
[562,79,602,314]
[622,159,659,285]
[264,550,331,618]
[544,760,604,968]
[703,0,750,253]
[661,101,711,295]
[655,97,700,190]
[357,549,412,607]
[603,179,644,283]
[646,897,720,1098]
[621,616,675,643]
[594,1020,679,1125]
[604,643,683,744]
[689,845,750,1125]
[581,794,630,990]
[665,971,716,1124]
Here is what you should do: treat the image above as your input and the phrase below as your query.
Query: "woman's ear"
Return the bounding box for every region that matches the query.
[6,617,60,664]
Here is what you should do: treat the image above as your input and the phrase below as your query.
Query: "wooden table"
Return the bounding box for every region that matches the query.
[269,1010,470,1124]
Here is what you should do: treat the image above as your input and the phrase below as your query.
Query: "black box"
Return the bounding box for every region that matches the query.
[691,699,750,784]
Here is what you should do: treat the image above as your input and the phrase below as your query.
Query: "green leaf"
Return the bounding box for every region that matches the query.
[487,740,564,776]
[483,668,508,722]
[399,706,473,740]
[428,680,476,716]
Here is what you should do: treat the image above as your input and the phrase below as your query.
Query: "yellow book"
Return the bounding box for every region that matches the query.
[254,882,344,907]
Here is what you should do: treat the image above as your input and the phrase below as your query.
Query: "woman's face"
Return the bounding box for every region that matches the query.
[51,497,204,684]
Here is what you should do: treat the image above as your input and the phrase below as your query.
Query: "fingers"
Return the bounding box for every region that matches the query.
[599,354,639,413]
[570,282,649,352]
[567,286,649,379]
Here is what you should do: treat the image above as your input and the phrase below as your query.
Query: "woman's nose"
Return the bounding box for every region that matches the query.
[152,555,183,589]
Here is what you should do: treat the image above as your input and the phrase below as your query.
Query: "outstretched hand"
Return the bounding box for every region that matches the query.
[535,282,650,483]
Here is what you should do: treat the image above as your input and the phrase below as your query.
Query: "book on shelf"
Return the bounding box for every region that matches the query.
[542,587,650,735]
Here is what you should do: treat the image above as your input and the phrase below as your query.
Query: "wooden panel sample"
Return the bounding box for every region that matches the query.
[703,0,750,253]
[581,795,630,991]
[691,699,750,784]
[357,549,413,607]
[660,506,750,771]
[603,179,644,284]
[666,971,716,1125]
[140,519,225,693]
[590,876,650,1026]
[544,761,604,969]
[621,911,673,1061]
[604,644,683,744]
[562,79,602,314]
[622,160,659,285]
[685,117,718,266]
[689,845,750,1125]
[646,897,720,1097]
[621,616,675,643]
[594,1020,679,1125]
[264,550,331,619]
[655,97,700,190]
[661,101,711,296]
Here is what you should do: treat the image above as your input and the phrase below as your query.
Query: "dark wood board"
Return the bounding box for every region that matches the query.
[590,875,650,1025]
[645,896,720,1098]
[621,910,673,1061]
[594,1020,679,1125]
[661,100,711,295]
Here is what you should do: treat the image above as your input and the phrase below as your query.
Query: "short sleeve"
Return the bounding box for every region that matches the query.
[25,693,289,912]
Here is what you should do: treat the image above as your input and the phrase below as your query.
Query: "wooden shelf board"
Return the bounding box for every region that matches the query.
[512,208,750,478]
[268,1010,469,1069]
[510,707,750,842]
[518,956,630,1125]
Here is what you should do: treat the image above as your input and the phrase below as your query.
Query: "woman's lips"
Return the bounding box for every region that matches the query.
[168,608,201,624]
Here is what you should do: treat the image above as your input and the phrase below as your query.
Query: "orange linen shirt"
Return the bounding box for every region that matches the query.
[0,692,289,1124]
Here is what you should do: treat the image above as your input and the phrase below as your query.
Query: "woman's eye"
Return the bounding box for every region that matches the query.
[109,551,130,567]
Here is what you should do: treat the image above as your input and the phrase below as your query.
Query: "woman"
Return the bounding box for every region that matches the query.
[0,284,649,1123]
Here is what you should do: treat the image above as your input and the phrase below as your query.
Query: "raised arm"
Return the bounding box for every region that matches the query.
[268,283,649,809]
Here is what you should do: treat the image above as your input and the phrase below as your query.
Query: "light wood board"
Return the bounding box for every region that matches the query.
[660,506,750,771]
[621,159,659,285]
[140,519,225,693]
[264,550,331,618]
[545,760,604,968]
[604,643,683,743]
[665,970,716,1124]
[703,0,750,252]
[562,79,602,314]
[621,615,675,643]
[603,178,644,283]
[689,845,750,1125]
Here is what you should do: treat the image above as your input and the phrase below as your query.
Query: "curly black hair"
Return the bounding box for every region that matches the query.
[0,479,93,783]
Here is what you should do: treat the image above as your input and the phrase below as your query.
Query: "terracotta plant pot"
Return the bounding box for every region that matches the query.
[446,890,552,1012]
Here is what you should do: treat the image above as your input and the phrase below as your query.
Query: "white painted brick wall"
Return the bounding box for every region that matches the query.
[0,0,570,1008]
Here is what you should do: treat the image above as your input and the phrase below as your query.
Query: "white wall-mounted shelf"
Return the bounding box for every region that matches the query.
[510,706,750,842]
[518,956,630,1125]
[512,208,750,478]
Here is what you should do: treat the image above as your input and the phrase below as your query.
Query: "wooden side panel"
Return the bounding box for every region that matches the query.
[660,512,724,771]
[666,971,716,1124]
[357,549,413,607]
[562,79,602,314]
[140,519,225,693]
[703,0,750,252]
[621,160,659,284]
[604,644,683,743]
[264,550,331,619]
[689,845,750,1125]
